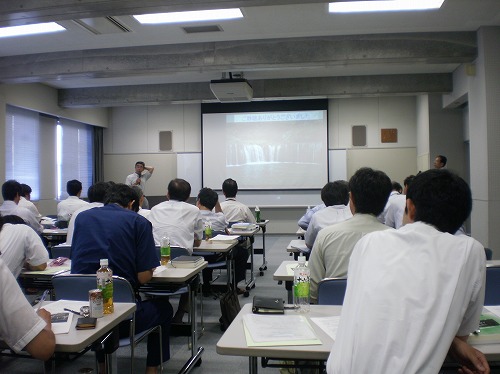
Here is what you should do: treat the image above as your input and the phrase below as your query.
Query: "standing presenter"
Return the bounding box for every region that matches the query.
[125,161,154,209]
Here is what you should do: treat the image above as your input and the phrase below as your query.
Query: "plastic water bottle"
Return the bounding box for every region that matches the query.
[255,206,261,222]
[160,236,171,265]
[293,254,310,312]
[204,222,213,241]
[97,259,114,314]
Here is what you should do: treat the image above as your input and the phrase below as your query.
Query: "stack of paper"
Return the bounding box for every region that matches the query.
[468,308,500,344]
[210,234,240,241]
[171,255,204,268]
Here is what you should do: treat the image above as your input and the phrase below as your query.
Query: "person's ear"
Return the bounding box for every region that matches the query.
[349,192,356,214]
[403,198,416,224]
[127,200,135,210]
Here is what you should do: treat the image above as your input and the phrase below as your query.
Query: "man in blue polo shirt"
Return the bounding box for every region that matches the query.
[71,184,171,374]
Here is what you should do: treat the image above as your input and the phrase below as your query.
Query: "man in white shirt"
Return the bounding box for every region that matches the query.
[0,180,43,234]
[57,179,89,221]
[65,181,109,245]
[0,257,55,361]
[328,169,489,374]
[0,217,49,278]
[148,178,203,323]
[434,154,447,169]
[220,178,256,224]
[384,174,415,229]
[125,161,154,209]
[308,168,392,303]
[18,183,42,220]
[305,181,352,249]
[377,180,401,223]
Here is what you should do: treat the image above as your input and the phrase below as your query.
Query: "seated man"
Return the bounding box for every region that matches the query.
[377,180,402,223]
[328,169,489,374]
[297,203,326,231]
[147,178,203,322]
[0,180,43,234]
[220,178,256,224]
[65,181,110,245]
[195,187,229,292]
[384,174,415,229]
[0,257,55,361]
[57,179,89,222]
[71,184,172,374]
[309,167,392,303]
[0,216,48,277]
[305,181,352,249]
[18,183,42,221]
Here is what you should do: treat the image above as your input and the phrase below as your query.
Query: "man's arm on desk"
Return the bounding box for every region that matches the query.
[138,269,154,285]
[448,336,489,374]
[24,309,56,361]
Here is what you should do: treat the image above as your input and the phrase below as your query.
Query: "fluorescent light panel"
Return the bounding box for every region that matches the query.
[134,8,243,24]
[0,22,65,38]
[329,0,445,13]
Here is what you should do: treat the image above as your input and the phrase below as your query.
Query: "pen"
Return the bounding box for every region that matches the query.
[35,290,49,312]
[64,308,82,316]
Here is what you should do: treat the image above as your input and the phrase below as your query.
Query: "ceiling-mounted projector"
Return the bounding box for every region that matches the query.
[209,78,253,102]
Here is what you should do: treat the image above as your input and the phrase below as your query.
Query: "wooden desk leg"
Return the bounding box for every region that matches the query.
[249,356,258,374]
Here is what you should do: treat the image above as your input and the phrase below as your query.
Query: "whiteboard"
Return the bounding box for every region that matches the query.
[177,153,202,196]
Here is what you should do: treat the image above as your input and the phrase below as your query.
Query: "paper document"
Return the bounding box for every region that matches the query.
[289,240,309,253]
[310,316,341,340]
[153,265,168,275]
[38,300,88,334]
[286,262,308,276]
[486,306,500,318]
[210,234,240,241]
[24,265,70,275]
[243,314,321,346]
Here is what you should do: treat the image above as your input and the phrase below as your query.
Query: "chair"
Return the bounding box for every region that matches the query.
[485,248,493,261]
[485,266,500,305]
[317,278,347,305]
[52,274,163,374]
[193,230,228,288]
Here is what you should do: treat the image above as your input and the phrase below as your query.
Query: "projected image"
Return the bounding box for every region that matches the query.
[203,109,328,190]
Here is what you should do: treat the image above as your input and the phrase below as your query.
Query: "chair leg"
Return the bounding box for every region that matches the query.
[159,326,163,374]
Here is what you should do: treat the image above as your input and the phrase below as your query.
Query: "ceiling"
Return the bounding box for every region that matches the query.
[0,0,499,107]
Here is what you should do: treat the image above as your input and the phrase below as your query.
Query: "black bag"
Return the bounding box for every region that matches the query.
[219,285,241,331]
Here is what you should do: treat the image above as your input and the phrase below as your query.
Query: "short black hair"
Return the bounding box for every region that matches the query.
[135,161,145,167]
[87,182,109,203]
[406,169,471,234]
[197,187,219,210]
[391,181,403,194]
[104,184,136,207]
[168,178,191,201]
[20,184,32,197]
[222,178,238,198]
[437,155,447,167]
[66,179,83,196]
[404,175,415,188]
[2,180,22,201]
[349,167,392,216]
[321,181,349,206]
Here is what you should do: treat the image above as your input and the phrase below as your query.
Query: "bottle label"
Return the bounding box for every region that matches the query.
[97,273,113,300]
[294,281,310,298]
[160,245,170,256]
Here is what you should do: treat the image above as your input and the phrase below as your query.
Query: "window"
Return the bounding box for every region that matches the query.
[5,105,93,201]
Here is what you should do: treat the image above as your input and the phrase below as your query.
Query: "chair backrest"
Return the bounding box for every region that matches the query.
[52,274,135,303]
[485,266,500,305]
[51,244,71,259]
[317,278,347,305]
[484,248,493,261]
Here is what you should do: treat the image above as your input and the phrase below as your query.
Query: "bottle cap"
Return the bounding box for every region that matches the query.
[255,206,260,211]
[100,259,108,266]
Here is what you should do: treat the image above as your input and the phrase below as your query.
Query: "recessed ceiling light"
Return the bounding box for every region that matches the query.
[0,22,65,38]
[329,0,445,13]
[134,8,243,24]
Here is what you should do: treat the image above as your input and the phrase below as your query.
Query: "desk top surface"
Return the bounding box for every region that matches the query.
[42,228,68,236]
[228,227,259,236]
[42,301,136,353]
[195,239,239,253]
[273,260,299,281]
[217,304,500,361]
[151,261,207,283]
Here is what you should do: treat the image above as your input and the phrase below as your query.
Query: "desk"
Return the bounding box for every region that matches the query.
[254,220,270,276]
[42,229,68,252]
[217,304,500,374]
[19,260,71,296]
[228,226,259,294]
[296,227,306,240]
[487,260,500,267]
[286,239,310,260]
[194,239,239,290]
[217,304,337,374]
[43,301,135,374]
[139,261,207,372]
[273,260,298,304]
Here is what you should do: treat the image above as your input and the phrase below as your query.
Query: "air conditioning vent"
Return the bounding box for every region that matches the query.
[182,25,222,34]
